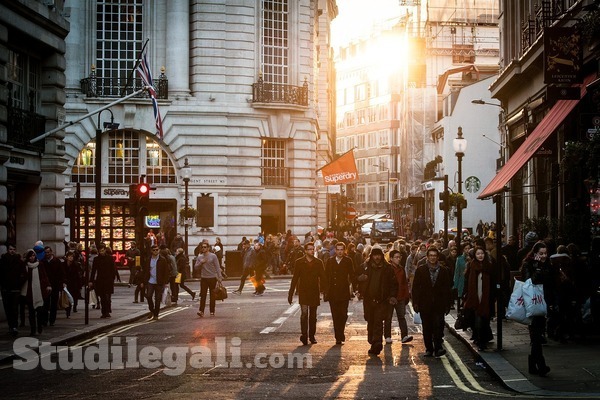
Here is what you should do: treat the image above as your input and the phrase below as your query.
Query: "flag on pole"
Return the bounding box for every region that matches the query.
[136,52,164,139]
[318,149,359,186]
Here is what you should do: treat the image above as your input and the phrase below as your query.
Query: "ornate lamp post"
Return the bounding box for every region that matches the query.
[181,158,192,257]
[453,127,467,250]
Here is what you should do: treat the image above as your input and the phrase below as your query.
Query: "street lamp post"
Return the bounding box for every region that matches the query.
[90,108,119,325]
[453,127,467,250]
[181,158,192,257]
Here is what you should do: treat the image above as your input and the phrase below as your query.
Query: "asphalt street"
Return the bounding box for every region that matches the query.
[0,279,514,399]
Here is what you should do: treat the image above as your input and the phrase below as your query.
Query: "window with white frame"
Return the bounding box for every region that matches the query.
[357,134,365,150]
[357,184,365,203]
[261,0,289,85]
[6,49,40,111]
[378,129,390,147]
[356,158,366,174]
[96,0,143,95]
[379,184,386,203]
[261,138,288,186]
[367,183,377,203]
[368,131,377,148]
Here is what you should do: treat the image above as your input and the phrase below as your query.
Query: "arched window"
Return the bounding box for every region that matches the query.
[72,130,175,184]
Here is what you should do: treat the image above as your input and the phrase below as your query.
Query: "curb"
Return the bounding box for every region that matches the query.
[444,314,600,398]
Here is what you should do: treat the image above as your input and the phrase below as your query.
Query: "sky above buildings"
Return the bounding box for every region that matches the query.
[331,0,403,48]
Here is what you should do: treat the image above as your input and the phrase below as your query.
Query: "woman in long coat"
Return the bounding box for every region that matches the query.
[21,250,51,335]
[63,250,82,316]
[463,246,496,350]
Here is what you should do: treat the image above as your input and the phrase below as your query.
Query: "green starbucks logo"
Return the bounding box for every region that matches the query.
[465,176,481,193]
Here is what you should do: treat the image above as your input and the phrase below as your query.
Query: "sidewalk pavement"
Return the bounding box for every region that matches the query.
[0,284,153,363]
[445,309,600,397]
[3,283,600,397]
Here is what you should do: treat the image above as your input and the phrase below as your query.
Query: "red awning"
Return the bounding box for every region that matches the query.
[478,74,596,199]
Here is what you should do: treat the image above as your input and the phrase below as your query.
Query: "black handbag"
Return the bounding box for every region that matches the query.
[454,308,474,331]
[214,281,228,301]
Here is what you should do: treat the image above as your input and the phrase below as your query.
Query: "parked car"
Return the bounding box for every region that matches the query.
[361,222,372,237]
[370,218,398,244]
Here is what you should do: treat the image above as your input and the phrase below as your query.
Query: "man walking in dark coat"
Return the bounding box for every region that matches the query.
[0,245,26,335]
[89,244,118,318]
[357,246,398,356]
[41,246,65,326]
[323,242,355,345]
[412,246,453,357]
[288,242,327,345]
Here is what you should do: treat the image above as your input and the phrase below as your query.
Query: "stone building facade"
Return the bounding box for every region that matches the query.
[2,0,337,261]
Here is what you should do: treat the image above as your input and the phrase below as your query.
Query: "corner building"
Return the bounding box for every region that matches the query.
[61,0,338,260]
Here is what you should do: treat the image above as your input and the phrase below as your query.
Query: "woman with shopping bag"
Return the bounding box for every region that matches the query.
[520,241,554,376]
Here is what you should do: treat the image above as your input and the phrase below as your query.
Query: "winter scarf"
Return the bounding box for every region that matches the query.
[22,261,44,309]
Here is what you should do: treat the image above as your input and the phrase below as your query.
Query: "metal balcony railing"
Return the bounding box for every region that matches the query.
[252,76,308,106]
[7,106,46,152]
[521,0,579,54]
[80,67,168,99]
[262,166,290,187]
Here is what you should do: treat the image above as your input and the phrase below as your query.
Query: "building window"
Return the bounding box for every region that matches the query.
[146,138,176,184]
[96,0,143,96]
[262,138,288,186]
[73,131,175,185]
[367,183,377,203]
[108,131,140,184]
[72,142,96,184]
[262,0,288,85]
[357,184,366,203]
[6,49,40,111]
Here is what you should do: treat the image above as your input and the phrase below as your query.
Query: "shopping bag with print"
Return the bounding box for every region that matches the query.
[506,278,531,324]
[522,278,547,318]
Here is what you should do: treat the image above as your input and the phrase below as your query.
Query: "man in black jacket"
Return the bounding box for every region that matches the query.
[0,245,26,335]
[324,242,355,345]
[288,242,327,345]
[41,246,65,326]
[357,246,398,356]
[412,246,452,358]
[140,244,170,320]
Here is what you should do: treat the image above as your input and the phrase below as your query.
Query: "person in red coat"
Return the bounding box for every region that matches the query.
[386,249,414,344]
[323,242,355,345]
[288,242,327,345]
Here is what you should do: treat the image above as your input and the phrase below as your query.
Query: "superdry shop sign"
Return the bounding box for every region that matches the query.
[544,26,582,84]
[318,150,359,186]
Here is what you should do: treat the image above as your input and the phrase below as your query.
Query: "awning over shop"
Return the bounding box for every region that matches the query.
[478,74,595,199]
[357,214,375,221]
[370,213,388,220]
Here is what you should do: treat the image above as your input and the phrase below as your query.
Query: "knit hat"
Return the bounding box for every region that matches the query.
[524,231,538,245]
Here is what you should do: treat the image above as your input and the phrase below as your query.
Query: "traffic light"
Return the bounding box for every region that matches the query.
[439,190,449,211]
[137,182,150,216]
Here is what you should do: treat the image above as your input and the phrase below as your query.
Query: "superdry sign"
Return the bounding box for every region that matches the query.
[318,150,359,186]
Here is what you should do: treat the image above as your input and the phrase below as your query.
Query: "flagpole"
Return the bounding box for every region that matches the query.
[120,37,150,97]
[29,88,147,144]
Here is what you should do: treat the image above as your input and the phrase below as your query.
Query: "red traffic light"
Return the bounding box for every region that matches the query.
[137,183,150,196]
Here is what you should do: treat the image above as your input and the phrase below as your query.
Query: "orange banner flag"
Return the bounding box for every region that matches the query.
[319,150,359,186]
